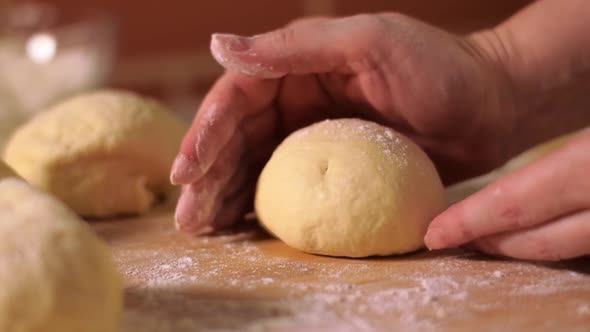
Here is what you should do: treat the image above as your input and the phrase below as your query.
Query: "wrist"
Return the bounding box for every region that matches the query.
[470,17,590,156]
[463,28,527,162]
[467,25,590,160]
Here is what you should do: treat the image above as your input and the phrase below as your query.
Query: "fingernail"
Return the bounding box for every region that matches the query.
[170,154,202,185]
[424,228,446,250]
[210,34,285,78]
[212,33,251,53]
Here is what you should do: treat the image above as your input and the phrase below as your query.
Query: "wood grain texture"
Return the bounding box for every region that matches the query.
[92,201,590,331]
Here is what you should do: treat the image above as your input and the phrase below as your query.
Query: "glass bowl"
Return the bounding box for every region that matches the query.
[0,2,118,115]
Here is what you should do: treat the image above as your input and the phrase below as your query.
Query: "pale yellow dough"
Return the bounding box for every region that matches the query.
[447,132,576,204]
[4,90,188,217]
[255,119,446,258]
[504,132,575,170]
[0,178,123,332]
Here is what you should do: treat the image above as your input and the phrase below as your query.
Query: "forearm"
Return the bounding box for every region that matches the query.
[473,0,590,154]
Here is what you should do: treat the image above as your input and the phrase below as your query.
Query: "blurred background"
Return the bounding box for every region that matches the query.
[0,0,532,119]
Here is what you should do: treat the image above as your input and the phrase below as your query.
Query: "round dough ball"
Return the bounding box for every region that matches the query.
[4,90,188,218]
[255,118,446,257]
[0,178,123,332]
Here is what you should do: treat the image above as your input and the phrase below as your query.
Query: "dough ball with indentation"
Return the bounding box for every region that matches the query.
[255,118,446,257]
[3,90,188,218]
[0,178,123,332]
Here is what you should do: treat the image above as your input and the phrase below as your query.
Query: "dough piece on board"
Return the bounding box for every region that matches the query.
[255,118,446,258]
[447,132,575,204]
[0,178,123,332]
[4,90,188,218]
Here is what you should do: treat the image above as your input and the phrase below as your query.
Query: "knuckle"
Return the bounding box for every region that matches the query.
[352,14,390,38]
[341,14,393,68]
[274,27,298,48]
[286,16,326,28]
[439,203,476,244]
[452,213,476,243]
[498,204,526,229]
[354,12,412,38]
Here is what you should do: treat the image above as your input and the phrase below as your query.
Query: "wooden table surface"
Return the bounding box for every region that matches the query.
[93,197,590,332]
[92,154,590,332]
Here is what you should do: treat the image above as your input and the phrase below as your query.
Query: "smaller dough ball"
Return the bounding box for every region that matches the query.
[447,132,577,204]
[255,119,446,258]
[4,90,189,217]
[504,132,575,171]
[0,178,123,332]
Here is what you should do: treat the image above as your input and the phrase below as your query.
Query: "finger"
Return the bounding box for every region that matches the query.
[470,210,590,261]
[425,129,590,250]
[170,73,279,184]
[240,106,281,148]
[174,131,244,232]
[170,102,237,184]
[276,75,335,130]
[175,183,220,234]
[214,161,249,206]
[206,161,254,231]
[210,15,387,78]
[178,168,251,235]
[211,190,253,230]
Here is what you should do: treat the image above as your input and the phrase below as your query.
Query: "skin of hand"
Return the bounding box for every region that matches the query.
[426,0,590,261]
[170,13,521,235]
[172,1,590,261]
[426,128,590,261]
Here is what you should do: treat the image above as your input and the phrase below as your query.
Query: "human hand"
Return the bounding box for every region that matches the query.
[170,13,519,234]
[425,129,590,261]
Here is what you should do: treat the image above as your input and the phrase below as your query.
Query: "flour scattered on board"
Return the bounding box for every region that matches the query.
[110,221,590,332]
[492,270,504,278]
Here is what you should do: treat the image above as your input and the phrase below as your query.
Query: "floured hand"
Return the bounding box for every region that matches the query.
[170,14,519,234]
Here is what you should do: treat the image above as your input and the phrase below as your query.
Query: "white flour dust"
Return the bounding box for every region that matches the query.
[112,226,590,332]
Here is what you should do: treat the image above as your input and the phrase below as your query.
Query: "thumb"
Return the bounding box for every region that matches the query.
[210,15,384,78]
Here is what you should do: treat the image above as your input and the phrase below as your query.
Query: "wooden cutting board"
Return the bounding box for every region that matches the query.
[92,198,590,332]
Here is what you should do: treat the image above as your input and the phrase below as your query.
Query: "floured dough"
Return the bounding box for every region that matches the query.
[0,178,123,332]
[255,118,446,257]
[503,132,575,171]
[4,90,188,217]
[447,132,576,204]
